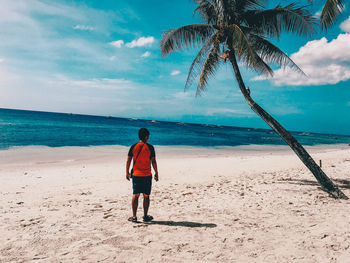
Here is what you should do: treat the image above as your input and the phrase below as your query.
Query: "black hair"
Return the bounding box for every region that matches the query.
[138,128,150,142]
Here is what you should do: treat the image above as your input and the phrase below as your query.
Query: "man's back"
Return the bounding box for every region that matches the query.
[128,142,155,177]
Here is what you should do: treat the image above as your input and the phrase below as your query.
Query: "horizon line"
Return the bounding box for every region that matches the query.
[1,107,350,137]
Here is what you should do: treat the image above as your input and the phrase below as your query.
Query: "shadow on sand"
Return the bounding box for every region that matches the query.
[144,220,217,228]
[278,178,350,190]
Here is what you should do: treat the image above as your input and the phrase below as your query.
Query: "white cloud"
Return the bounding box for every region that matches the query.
[58,77,136,90]
[109,40,124,48]
[141,51,151,58]
[171,70,181,76]
[111,37,155,49]
[314,10,322,18]
[340,16,350,32]
[172,91,192,100]
[206,108,250,116]
[73,25,95,31]
[125,36,155,48]
[252,34,350,86]
[0,59,4,63]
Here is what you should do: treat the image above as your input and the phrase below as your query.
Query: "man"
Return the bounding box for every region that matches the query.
[126,128,158,222]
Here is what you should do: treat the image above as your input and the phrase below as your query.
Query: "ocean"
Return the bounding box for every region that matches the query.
[0,108,349,150]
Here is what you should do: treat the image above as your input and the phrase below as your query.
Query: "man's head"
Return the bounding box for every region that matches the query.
[138,128,150,143]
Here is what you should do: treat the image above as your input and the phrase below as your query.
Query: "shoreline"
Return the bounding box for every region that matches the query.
[1,142,348,153]
[0,143,348,168]
[2,142,349,150]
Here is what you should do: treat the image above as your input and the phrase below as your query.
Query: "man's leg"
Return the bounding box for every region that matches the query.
[132,194,140,218]
[143,194,150,216]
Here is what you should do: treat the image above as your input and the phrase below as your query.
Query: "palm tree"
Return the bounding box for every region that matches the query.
[161,0,348,199]
[314,0,344,29]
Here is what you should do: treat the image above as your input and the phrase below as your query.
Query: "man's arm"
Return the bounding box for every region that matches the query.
[151,157,158,181]
[126,156,132,181]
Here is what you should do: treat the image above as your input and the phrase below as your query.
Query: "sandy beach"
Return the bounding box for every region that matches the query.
[1,144,350,262]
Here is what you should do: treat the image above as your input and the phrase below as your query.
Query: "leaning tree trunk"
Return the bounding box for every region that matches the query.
[228,50,348,199]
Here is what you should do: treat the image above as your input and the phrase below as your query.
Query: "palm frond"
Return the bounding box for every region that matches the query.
[230,24,257,67]
[248,33,305,75]
[211,0,226,23]
[321,0,344,30]
[185,36,215,90]
[245,4,316,39]
[230,25,273,75]
[233,0,265,13]
[196,41,221,96]
[161,24,214,57]
[193,0,218,25]
[241,48,274,76]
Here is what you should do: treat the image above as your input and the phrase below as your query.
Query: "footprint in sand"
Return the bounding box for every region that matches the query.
[20,217,44,227]
[80,191,92,195]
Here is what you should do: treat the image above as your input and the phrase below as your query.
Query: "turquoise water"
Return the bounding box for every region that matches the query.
[0,108,349,150]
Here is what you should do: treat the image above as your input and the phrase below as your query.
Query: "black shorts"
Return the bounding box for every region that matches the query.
[132,176,152,195]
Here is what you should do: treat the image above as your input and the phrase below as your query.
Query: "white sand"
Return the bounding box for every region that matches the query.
[1,144,350,262]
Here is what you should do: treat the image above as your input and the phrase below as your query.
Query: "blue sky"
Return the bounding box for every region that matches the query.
[0,0,349,135]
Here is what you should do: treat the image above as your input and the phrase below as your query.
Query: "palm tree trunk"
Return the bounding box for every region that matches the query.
[228,50,348,199]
